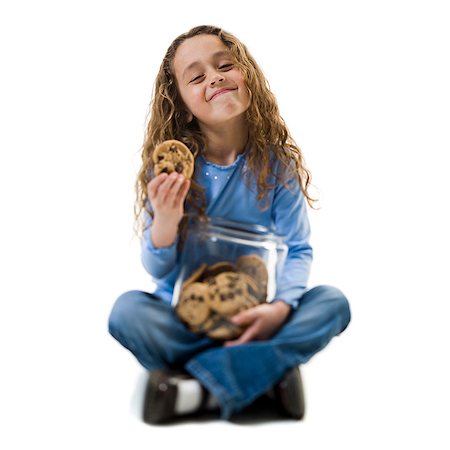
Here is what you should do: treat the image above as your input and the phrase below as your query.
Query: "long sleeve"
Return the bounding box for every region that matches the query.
[140,209,179,280]
[271,175,313,309]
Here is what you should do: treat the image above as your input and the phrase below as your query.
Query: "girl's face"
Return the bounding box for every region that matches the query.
[172,34,250,129]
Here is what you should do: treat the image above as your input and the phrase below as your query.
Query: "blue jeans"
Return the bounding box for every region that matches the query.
[108,285,351,419]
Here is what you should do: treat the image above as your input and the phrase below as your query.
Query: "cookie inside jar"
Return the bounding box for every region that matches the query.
[173,218,287,340]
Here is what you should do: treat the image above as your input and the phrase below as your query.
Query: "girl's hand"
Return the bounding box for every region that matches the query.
[147,172,190,248]
[224,301,292,347]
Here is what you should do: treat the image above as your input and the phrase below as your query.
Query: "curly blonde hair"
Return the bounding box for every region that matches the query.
[135,25,316,238]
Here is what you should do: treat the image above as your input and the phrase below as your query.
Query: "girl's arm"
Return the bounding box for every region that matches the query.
[271,174,312,309]
[140,172,190,279]
[224,168,312,346]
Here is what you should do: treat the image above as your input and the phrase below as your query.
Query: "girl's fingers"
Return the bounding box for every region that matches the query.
[231,308,258,326]
[175,178,191,205]
[148,172,190,206]
[166,174,187,205]
[224,322,259,347]
[147,173,168,199]
[152,172,180,202]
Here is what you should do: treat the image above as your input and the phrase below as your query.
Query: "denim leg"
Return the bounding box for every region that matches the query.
[108,290,220,370]
[185,285,351,419]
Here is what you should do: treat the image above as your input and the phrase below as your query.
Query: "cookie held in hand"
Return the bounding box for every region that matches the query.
[152,140,194,179]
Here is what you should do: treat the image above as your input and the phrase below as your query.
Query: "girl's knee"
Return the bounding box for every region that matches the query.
[108,290,146,339]
[322,285,351,331]
[308,285,351,330]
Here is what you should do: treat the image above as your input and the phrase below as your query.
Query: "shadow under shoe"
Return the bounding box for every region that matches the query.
[274,366,306,420]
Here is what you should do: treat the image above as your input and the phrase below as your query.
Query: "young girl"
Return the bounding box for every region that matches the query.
[108,25,351,423]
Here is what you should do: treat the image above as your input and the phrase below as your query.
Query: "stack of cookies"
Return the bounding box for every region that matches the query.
[175,255,268,340]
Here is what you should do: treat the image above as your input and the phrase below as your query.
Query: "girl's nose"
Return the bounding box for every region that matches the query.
[210,74,225,86]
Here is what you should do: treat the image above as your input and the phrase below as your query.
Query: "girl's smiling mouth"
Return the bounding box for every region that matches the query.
[209,88,236,101]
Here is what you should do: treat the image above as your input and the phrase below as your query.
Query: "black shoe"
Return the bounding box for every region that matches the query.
[274,366,305,420]
[142,369,190,424]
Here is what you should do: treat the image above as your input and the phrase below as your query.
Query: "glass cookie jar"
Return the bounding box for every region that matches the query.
[172,217,288,340]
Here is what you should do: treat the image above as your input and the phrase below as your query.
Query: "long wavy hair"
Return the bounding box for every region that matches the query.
[135,25,316,238]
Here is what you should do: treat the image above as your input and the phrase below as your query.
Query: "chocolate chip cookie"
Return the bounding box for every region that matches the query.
[175,255,270,340]
[202,261,236,281]
[182,263,207,288]
[152,139,194,178]
[205,315,244,340]
[206,272,252,316]
[236,254,268,302]
[176,282,211,330]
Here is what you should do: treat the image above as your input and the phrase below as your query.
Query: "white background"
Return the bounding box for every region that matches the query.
[1,0,449,448]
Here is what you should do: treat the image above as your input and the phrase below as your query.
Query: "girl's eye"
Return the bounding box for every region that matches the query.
[189,64,233,83]
[190,74,204,83]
